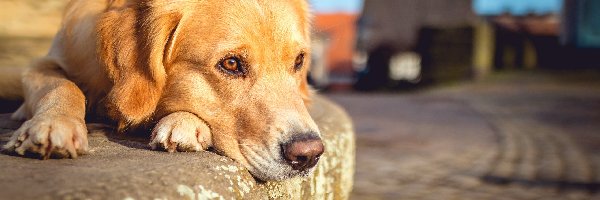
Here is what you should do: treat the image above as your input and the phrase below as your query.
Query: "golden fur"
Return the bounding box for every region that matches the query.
[2,0,318,181]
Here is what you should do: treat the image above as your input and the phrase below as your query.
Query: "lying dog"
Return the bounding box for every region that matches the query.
[1,0,324,181]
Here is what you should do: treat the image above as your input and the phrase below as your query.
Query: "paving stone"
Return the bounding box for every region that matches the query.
[329,71,600,199]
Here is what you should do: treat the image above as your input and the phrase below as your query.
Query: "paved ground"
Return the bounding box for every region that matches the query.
[327,71,600,200]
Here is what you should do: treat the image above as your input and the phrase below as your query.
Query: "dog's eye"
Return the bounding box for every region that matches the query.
[218,56,246,76]
[294,53,305,71]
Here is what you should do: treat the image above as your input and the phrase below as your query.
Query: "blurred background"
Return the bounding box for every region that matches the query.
[1,0,600,199]
[310,0,599,90]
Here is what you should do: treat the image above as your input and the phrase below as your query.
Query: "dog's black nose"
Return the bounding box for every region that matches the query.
[282,135,324,171]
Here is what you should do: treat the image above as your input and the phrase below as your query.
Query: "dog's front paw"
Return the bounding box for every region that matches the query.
[150,112,212,152]
[3,115,89,159]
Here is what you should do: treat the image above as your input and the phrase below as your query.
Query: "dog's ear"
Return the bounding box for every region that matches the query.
[97,7,182,130]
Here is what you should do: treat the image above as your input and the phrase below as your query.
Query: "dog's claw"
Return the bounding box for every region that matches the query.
[3,116,88,159]
[150,112,212,152]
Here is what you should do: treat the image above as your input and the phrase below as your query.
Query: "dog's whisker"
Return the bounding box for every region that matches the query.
[239,145,268,173]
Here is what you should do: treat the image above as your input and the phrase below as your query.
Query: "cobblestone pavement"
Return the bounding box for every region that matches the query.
[327,71,600,200]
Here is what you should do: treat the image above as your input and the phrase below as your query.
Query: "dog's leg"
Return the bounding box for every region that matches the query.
[149,112,212,152]
[3,58,88,159]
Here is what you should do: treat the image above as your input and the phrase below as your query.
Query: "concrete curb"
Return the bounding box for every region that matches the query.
[0,95,355,199]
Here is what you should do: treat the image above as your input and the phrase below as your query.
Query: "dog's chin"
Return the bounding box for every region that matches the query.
[247,161,315,181]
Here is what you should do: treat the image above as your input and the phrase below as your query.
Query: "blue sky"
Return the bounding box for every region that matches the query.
[310,0,562,15]
[473,0,563,15]
[309,0,364,14]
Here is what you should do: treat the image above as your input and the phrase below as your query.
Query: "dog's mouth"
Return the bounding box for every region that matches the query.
[236,134,324,181]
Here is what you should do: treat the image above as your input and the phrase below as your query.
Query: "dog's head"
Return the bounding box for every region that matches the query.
[98,0,323,180]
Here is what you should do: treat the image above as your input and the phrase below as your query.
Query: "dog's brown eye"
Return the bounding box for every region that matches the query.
[222,58,239,71]
[294,53,305,71]
[218,56,246,76]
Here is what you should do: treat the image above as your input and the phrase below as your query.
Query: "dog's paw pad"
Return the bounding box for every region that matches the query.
[3,116,88,159]
[150,112,212,152]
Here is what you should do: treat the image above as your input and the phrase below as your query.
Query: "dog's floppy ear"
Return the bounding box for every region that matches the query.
[97,6,182,130]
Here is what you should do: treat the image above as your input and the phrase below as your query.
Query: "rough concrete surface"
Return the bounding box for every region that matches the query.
[0,96,355,200]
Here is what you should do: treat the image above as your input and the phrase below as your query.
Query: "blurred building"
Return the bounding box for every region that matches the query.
[482,0,600,70]
[311,13,359,88]
[354,0,477,90]
[309,0,362,89]
[347,0,600,91]
[356,0,476,52]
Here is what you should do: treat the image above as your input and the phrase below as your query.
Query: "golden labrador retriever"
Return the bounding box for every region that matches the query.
[1,0,324,181]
